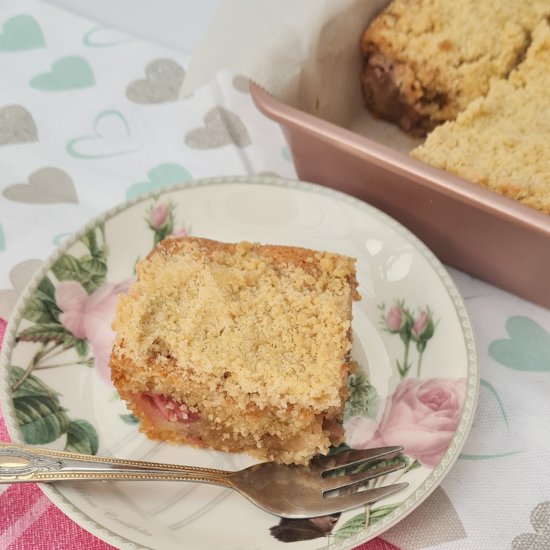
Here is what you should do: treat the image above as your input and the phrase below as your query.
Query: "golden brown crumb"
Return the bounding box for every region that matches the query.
[110,237,360,464]
[411,20,550,214]
[361,0,548,133]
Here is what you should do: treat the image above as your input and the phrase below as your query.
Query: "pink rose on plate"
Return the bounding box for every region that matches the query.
[345,377,467,468]
[413,311,429,338]
[149,203,170,230]
[385,305,404,332]
[343,415,379,449]
[169,226,188,238]
[56,279,132,381]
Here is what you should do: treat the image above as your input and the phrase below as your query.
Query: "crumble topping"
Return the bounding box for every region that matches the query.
[112,238,358,412]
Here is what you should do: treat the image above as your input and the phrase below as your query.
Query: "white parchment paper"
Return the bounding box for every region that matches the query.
[181,0,422,151]
[180,0,384,121]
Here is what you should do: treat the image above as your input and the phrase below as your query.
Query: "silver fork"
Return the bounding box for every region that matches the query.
[0,442,408,518]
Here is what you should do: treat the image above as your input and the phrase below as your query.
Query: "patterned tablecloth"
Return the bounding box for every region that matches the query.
[1,1,550,549]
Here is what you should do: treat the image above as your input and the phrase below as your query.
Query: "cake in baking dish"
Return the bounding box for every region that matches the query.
[360,0,548,136]
[411,19,550,215]
[109,236,360,464]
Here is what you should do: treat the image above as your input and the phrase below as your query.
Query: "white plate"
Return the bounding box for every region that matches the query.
[0,176,478,550]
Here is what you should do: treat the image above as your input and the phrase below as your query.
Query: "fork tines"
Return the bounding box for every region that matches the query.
[315,446,407,498]
[318,446,404,474]
[325,481,409,511]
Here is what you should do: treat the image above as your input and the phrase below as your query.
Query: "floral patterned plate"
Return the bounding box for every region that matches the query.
[0,176,478,550]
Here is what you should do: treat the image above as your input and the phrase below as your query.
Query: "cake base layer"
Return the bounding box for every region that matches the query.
[111,352,346,464]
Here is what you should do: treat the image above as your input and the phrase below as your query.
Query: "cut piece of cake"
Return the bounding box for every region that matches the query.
[360,0,548,136]
[109,236,360,464]
[411,19,550,215]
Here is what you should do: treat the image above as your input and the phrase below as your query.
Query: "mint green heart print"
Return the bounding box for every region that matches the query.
[0,15,45,52]
[459,378,522,461]
[66,110,136,159]
[126,163,192,199]
[489,316,550,371]
[83,26,134,47]
[30,56,94,91]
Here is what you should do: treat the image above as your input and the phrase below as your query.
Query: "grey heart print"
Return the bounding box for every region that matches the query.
[126,59,185,104]
[0,259,43,319]
[512,501,550,550]
[185,107,251,149]
[0,105,38,145]
[3,167,79,204]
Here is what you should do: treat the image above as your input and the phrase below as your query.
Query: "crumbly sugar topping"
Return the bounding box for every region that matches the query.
[365,0,549,119]
[112,238,358,412]
[412,19,550,213]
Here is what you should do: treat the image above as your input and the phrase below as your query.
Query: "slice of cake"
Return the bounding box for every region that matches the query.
[411,20,550,214]
[360,0,548,136]
[109,236,360,464]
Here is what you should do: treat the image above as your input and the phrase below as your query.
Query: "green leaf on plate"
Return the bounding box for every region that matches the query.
[10,366,70,444]
[333,511,366,541]
[368,503,401,524]
[22,298,57,323]
[334,502,402,541]
[36,275,57,301]
[16,324,88,362]
[64,419,99,455]
[51,253,107,293]
[80,225,107,260]
[328,442,351,455]
[344,369,380,420]
[365,452,411,473]
[74,338,89,359]
[119,413,139,425]
[13,394,71,444]
[21,296,56,323]
[10,365,59,399]
[79,256,108,288]
[21,276,61,323]
[51,253,84,282]
[331,452,412,479]
[80,227,99,255]
[10,367,98,449]
[17,322,73,345]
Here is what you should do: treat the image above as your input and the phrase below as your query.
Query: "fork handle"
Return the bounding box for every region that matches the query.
[0,442,233,488]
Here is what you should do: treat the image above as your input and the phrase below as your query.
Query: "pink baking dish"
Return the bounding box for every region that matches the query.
[250,82,550,309]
